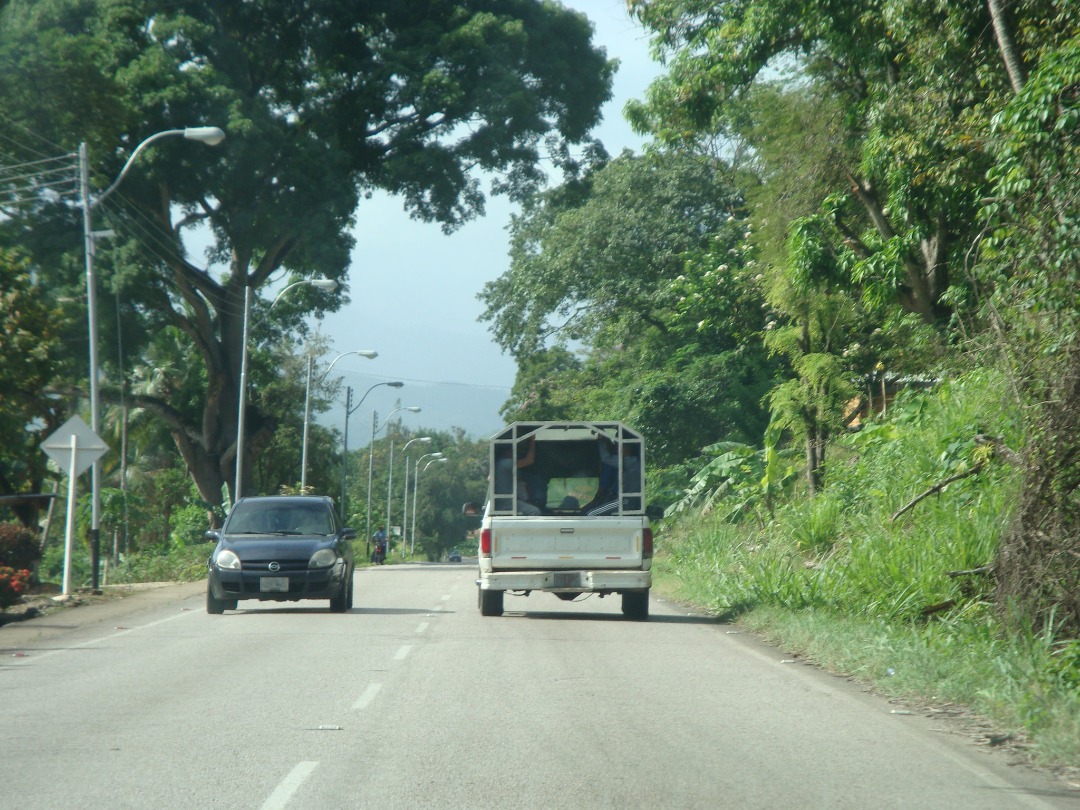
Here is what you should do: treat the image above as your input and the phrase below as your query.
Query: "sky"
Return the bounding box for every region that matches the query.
[309,0,662,445]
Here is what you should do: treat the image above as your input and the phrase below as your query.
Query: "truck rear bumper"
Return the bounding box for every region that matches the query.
[478,569,651,593]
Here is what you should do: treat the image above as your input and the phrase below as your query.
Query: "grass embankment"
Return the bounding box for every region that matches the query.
[653,371,1080,768]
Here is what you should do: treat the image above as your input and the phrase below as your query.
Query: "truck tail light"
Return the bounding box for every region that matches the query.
[480,528,492,558]
[642,528,653,559]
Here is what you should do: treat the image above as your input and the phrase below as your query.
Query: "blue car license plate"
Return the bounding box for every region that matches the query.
[260,577,289,592]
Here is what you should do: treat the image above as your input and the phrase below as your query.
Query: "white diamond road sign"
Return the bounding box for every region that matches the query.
[41,415,109,477]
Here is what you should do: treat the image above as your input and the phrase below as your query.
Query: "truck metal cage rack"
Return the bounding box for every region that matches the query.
[488,421,644,516]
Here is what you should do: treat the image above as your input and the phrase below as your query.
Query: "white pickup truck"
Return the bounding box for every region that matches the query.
[471,421,653,620]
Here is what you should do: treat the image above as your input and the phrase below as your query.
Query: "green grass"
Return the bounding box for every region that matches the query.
[652,371,1080,768]
[655,559,1080,767]
[104,542,214,585]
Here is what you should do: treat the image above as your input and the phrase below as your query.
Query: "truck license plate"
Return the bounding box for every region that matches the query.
[553,572,580,588]
[260,577,289,592]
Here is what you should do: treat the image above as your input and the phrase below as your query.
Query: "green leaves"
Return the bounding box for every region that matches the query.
[483,150,745,357]
[0,249,71,511]
[669,422,797,522]
[1,0,617,510]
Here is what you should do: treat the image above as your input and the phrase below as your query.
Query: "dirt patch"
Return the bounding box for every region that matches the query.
[0,582,173,626]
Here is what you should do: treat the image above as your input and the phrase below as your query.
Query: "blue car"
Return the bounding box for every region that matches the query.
[206,496,356,614]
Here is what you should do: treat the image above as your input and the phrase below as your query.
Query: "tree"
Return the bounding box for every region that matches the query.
[479,150,776,472]
[0,0,614,511]
[407,433,489,561]
[625,0,1068,326]
[500,346,584,423]
[0,248,72,527]
[982,36,1080,635]
[482,150,742,356]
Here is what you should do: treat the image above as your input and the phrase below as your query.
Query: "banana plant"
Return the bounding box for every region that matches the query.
[670,422,798,525]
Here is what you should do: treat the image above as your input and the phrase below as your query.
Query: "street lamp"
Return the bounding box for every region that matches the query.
[235,277,338,498]
[413,455,448,553]
[302,349,378,491]
[399,437,432,547]
[411,451,444,551]
[80,125,225,591]
[374,406,421,557]
[340,380,404,533]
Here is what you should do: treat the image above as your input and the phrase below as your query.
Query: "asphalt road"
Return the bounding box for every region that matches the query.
[1,563,1075,809]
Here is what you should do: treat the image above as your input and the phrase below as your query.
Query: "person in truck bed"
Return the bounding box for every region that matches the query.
[494,435,546,514]
[582,435,642,513]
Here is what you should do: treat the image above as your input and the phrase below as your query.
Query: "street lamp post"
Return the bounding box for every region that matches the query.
[80,126,225,591]
[301,349,377,491]
[379,407,421,557]
[413,455,448,553]
[339,381,404,538]
[399,437,432,549]
[235,278,338,499]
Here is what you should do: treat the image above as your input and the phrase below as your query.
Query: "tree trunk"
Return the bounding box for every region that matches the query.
[805,435,819,496]
[987,0,1027,94]
[846,172,949,324]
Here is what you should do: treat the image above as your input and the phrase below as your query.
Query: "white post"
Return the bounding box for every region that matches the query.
[411,458,419,553]
[386,440,394,555]
[366,409,377,556]
[402,459,409,552]
[62,434,79,596]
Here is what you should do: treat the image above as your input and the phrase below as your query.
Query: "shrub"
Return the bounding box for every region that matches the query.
[0,566,31,608]
[0,523,40,570]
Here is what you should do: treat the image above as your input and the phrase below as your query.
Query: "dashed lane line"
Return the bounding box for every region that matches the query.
[260,760,318,810]
[352,683,382,711]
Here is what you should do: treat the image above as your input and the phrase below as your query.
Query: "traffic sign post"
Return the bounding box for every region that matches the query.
[41,416,109,596]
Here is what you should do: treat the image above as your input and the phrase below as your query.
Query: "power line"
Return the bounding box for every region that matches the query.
[337,369,511,391]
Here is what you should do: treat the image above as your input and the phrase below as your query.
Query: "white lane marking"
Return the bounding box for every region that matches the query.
[415,622,429,634]
[441,594,450,601]
[394,645,412,661]
[260,760,318,810]
[8,609,197,665]
[352,683,382,711]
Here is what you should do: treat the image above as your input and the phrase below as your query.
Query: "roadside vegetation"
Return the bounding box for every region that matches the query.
[1,0,1078,772]
[654,371,1080,768]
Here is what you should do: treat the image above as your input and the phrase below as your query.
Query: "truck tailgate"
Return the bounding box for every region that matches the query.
[489,517,646,570]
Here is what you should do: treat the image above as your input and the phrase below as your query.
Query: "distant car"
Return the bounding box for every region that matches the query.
[205,495,356,614]
[447,549,462,563]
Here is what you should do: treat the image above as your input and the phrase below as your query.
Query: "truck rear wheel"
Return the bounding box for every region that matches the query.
[622,590,649,621]
[479,587,504,616]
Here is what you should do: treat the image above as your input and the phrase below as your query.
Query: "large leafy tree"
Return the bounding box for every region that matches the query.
[981,37,1080,635]
[480,150,776,471]
[0,0,614,510]
[626,0,1078,327]
[483,150,743,356]
[0,249,72,527]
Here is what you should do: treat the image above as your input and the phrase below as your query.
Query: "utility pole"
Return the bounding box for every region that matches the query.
[341,386,352,517]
